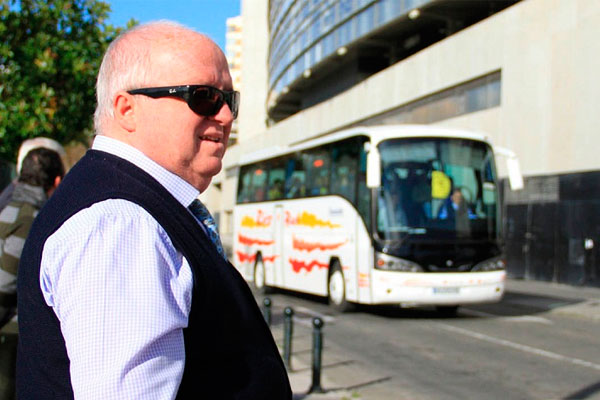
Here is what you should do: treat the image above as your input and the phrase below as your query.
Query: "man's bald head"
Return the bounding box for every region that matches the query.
[93,21,224,135]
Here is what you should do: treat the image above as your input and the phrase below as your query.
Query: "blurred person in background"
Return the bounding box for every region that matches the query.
[0,147,64,328]
[0,137,67,211]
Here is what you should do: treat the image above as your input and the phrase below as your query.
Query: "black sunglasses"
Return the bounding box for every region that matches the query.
[127,85,240,119]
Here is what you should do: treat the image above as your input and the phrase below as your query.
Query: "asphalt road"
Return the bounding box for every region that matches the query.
[256,281,600,400]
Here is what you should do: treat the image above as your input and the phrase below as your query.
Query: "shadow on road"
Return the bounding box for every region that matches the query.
[256,286,588,320]
[360,290,586,319]
[563,380,600,400]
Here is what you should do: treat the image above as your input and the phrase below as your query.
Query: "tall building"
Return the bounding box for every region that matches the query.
[215,0,600,287]
[226,16,243,99]
[226,15,243,145]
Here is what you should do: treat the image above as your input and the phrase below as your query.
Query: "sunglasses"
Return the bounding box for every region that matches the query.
[127,85,240,119]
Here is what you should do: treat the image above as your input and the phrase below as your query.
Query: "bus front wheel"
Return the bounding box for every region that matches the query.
[328,262,353,312]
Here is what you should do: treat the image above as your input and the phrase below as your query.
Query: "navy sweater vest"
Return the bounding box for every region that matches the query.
[17,150,291,399]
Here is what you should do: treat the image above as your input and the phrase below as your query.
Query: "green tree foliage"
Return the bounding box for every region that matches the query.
[0,0,135,162]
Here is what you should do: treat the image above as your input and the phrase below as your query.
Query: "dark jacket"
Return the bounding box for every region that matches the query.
[17,150,291,399]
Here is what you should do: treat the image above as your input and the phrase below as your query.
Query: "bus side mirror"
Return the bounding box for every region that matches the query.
[366,144,381,188]
[494,146,524,191]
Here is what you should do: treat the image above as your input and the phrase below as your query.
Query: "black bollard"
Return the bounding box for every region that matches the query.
[283,307,294,370]
[308,317,325,393]
[262,297,272,327]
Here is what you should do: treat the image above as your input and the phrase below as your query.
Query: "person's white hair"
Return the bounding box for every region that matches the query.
[93,20,209,135]
[17,137,67,175]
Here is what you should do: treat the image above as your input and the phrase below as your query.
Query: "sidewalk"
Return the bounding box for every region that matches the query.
[504,278,600,321]
[270,318,362,400]
[276,278,600,399]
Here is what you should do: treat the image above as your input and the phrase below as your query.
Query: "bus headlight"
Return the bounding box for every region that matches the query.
[472,256,505,272]
[375,253,424,272]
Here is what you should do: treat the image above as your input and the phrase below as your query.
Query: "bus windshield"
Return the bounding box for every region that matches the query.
[376,137,499,241]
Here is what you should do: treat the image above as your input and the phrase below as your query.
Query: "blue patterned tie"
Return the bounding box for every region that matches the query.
[189,199,227,260]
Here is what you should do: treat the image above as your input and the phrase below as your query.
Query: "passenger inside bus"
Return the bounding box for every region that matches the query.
[437,188,476,219]
[268,179,284,200]
[437,187,476,234]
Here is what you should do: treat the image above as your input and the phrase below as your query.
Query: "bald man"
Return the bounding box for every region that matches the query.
[17,21,291,399]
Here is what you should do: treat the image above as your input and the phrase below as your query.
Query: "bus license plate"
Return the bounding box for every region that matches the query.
[433,287,460,294]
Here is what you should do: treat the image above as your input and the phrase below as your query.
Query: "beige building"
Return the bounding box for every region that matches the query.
[225,16,243,96]
[225,15,243,146]
[209,0,600,286]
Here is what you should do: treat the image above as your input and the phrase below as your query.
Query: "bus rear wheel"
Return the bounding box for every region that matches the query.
[328,262,353,312]
[253,255,272,294]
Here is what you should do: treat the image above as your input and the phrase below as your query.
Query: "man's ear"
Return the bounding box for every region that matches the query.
[46,175,62,198]
[114,91,137,132]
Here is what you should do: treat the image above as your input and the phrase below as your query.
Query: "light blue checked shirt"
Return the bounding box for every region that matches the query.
[40,135,201,399]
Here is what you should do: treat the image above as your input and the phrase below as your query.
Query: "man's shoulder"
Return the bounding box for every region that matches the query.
[61,150,171,200]
[51,199,166,239]
[43,199,176,261]
[47,151,159,217]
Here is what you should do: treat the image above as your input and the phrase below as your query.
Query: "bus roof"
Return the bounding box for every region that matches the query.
[238,124,492,166]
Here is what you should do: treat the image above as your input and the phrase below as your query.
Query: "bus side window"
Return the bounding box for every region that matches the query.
[285,154,306,199]
[356,138,371,229]
[253,166,268,201]
[331,140,358,203]
[267,159,286,200]
[305,149,331,196]
[237,166,253,203]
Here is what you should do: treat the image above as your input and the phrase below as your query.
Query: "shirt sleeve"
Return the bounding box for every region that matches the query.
[40,199,193,400]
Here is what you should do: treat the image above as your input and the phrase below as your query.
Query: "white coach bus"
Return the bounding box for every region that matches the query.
[233,125,522,314]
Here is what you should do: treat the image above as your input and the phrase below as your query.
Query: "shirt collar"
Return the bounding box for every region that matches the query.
[92,135,200,207]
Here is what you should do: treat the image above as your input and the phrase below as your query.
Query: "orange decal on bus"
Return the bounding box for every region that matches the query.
[292,236,347,252]
[241,210,273,228]
[263,255,279,263]
[285,211,340,228]
[358,273,369,288]
[236,251,257,263]
[238,233,274,246]
[289,258,329,273]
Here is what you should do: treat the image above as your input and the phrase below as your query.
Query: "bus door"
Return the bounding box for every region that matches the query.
[273,204,285,287]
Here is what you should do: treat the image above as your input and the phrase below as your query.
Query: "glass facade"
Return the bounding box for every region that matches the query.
[268,0,430,107]
[358,71,502,126]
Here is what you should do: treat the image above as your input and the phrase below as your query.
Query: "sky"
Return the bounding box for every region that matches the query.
[106,0,241,51]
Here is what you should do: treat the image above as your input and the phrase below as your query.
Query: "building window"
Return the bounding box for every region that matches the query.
[359,71,502,126]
